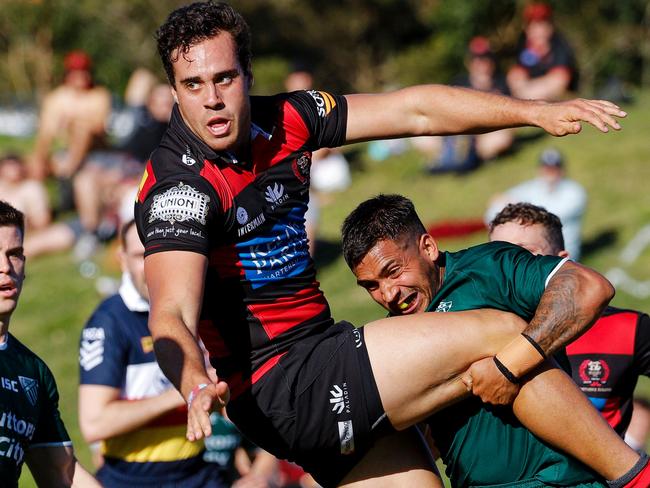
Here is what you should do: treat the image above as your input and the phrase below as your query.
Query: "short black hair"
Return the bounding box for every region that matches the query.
[489,202,565,254]
[0,200,24,236]
[156,1,252,86]
[342,194,426,270]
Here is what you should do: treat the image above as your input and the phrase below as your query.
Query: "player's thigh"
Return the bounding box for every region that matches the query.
[364,309,524,429]
[339,427,443,488]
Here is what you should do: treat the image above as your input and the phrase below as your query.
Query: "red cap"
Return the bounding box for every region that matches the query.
[524,3,553,23]
[468,36,493,58]
[63,50,92,72]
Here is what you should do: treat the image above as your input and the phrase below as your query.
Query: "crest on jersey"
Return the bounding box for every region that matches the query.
[19,376,38,406]
[293,152,311,184]
[149,182,210,225]
[435,301,453,312]
[579,359,611,387]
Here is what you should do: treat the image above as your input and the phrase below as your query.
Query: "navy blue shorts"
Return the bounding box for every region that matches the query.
[228,321,392,487]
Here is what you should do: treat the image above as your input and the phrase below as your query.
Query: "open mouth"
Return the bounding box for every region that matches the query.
[0,282,17,298]
[207,117,231,137]
[396,292,418,315]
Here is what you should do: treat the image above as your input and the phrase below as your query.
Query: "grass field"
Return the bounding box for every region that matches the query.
[7,90,650,486]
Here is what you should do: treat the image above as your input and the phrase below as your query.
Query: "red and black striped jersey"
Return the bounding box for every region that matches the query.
[135,91,347,396]
[566,306,650,435]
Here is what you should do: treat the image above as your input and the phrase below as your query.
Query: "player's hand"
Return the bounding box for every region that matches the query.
[536,98,626,137]
[186,380,230,442]
[232,473,272,488]
[462,357,520,405]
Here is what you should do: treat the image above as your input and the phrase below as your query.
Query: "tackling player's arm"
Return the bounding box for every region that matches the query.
[467,260,614,404]
[78,385,185,443]
[145,250,229,441]
[25,446,100,487]
[344,85,625,143]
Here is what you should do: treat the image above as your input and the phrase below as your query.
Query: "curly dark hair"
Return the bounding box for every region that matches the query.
[342,194,426,270]
[0,200,24,236]
[156,1,252,86]
[489,202,565,254]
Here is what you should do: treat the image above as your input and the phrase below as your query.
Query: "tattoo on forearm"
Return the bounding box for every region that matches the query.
[526,266,600,356]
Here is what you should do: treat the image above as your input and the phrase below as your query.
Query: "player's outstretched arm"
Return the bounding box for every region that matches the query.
[344,85,626,143]
[144,250,229,442]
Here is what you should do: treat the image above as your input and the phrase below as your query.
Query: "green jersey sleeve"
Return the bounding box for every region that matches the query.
[486,241,566,318]
[29,360,71,448]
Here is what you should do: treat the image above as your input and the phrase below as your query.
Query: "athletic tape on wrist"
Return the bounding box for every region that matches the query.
[493,357,520,384]
[521,333,547,359]
[187,383,209,408]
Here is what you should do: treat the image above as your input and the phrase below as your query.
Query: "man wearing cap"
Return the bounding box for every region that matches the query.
[486,147,587,259]
[507,2,578,101]
[29,50,111,210]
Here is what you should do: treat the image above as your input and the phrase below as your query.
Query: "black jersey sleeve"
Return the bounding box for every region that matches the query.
[285,90,348,150]
[31,361,71,447]
[135,172,222,257]
[633,313,650,377]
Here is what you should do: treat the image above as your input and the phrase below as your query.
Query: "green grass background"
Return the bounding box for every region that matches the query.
[7,91,650,486]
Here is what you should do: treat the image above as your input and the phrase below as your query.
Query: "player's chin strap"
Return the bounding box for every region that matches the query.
[607,453,650,488]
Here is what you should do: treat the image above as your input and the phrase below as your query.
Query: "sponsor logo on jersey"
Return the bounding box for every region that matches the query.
[18,377,38,407]
[579,359,611,387]
[307,90,337,117]
[149,182,210,225]
[292,152,311,184]
[238,208,309,289]
[0,378,17,393]
[435,301,453,312]
[0,410,36,439]
[264,183,289,210]
[236,206,249,225]
[238,212,266,237]
[181,146,197,166]
[80,328,105,371]
[329,382,351,415]
[337,420,355,455]
[352,329,363,349]
[141,336,154,354]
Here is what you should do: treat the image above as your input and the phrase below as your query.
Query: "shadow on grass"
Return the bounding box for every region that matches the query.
[581,228,618,259]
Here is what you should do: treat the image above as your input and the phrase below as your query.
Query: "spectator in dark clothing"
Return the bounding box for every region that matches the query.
[427,37,514,174]
[507,2,578,101]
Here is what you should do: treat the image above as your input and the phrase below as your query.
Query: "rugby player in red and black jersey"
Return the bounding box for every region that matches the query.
[490,203,650,441]
[134,2,644,486]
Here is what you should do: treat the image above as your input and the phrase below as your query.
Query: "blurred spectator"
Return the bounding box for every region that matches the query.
[507,2,578,101]
[485,147,587,259]
[29,50,111,211]
[72,80,174,260]
[78,220,223,487]
[427,37,514,174]
[0,153,51,230]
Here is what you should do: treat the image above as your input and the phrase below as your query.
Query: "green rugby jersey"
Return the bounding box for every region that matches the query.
[0,333,71,487]
[425,241,603,488]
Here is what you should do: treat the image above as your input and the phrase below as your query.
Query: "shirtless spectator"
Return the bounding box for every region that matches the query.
[507,2,578,101]
[0,153,51,231]
[29,50,111,210]
[72,82,174,259]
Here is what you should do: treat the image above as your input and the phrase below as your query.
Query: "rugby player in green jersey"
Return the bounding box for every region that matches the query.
[342,194,650,487]
[0,200,98,487]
